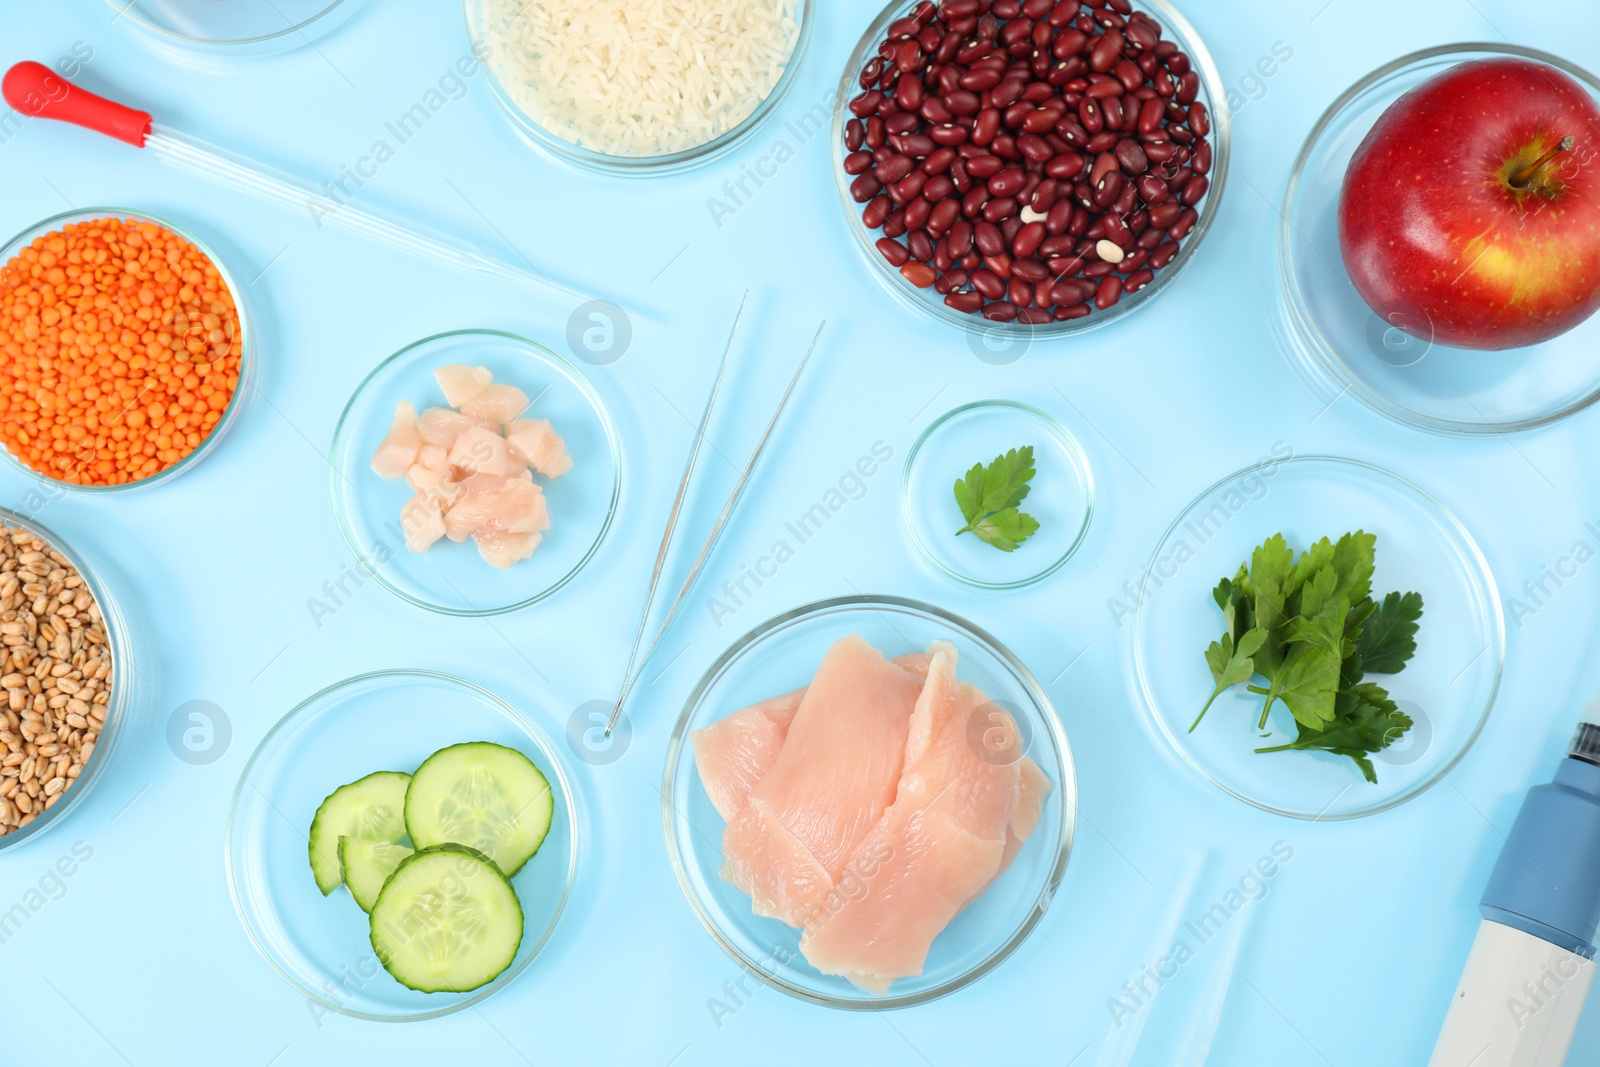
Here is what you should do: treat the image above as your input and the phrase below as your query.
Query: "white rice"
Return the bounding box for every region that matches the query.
[480,0,801,158]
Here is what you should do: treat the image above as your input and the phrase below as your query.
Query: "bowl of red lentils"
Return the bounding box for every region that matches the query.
[0,209,253,490]
[0,509,130,851]
[833,0,1229,339]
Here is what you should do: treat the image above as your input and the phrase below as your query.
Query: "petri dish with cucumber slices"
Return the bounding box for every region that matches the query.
[226,670,578,1021]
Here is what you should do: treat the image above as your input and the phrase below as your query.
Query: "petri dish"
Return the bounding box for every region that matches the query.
[0,209,255,493]
[833,0,1229,340]
[464,0,813,174]
[664,595,1075,1009]
[1130,455,1503,820]
[0,508,133,853]
[226,669,578,1022]
[328,330,620,617]
[902,401,1093,590]
[1279,44,1600,434]
[107,0,367,54]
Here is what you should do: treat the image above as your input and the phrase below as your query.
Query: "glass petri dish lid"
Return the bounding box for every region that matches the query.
[464,0,814,174]
[0,508,133,853]
[1130,455,1503,820]
[226,669,578,1022]
[902,400,1093,590]
[106,0,367,54]
[833,0,1229,340]
[328,329,620,617]
[0,209,256,493]
[663,595,1075,1009]
[1279,44,1600,435]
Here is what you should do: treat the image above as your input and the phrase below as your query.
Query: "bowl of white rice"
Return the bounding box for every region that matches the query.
[466,0,812,172]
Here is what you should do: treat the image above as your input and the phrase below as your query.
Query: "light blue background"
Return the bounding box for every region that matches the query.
[0,0,1597,1063]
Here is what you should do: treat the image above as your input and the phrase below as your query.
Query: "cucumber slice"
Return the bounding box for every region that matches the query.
[404,742,553,877]
[339,836,414,913]
[368,844,524,993]
[308,771,411,895]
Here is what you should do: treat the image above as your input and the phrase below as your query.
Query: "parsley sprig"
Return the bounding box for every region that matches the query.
[954,446,1039,553]
[1193,531,1423,784]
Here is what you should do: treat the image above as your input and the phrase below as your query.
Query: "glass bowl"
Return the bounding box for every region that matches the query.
[832,0,1229,340]
[0,209,256,493]
[1279,44,1600,435]
[663,595,1075,1009]
[464,0,814,175]
[226,669,578,1022]
[1129,455,1503,820]
[0,507,133,854]
[106,0,367,54]
[902,400,1093,590]
[328,329,620,617]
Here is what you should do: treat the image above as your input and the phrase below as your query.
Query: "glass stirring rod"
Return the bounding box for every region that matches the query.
[1,61,599,305]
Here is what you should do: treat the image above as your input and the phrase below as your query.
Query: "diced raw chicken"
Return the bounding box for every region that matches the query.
[505,418,573,479]
[692,646,952,824]
[447,425,519,478]
[799,650,1021,993]
[476,531,542,570]
[443,476,549,543]
[692,689,805,822]
[460,383,530,426]
[417,444,448,470]
[434,364,493,407]
[371,401,421,479]
[399,494,447,553]
[417,406,489,447]
[719,636,922,927]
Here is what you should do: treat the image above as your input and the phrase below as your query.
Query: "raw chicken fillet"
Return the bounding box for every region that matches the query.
[696,635,1052,994]
[370,365,571,569]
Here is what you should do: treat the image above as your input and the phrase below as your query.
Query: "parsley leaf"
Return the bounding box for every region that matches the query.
[954,447,1039,552]
[1195,531,1422,785]
[1355,591,1424,674]
[1193,627,1267,731]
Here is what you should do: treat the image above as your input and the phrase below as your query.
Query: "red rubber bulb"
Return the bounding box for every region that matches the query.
[2,61,151,147]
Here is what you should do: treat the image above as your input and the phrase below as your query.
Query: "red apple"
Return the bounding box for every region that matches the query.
[1339,56,1600,351]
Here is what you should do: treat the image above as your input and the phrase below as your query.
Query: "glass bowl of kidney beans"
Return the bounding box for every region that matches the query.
[834,0,1227,334]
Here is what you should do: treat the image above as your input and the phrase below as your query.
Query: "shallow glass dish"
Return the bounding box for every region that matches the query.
[0,509,132,854]
[1130,455,1503,820]
[106,0,366,54]
[1279,44,1600,435]
[902,400,1093,590]
[226,669,578,1022]
[464,0,814,174]
[663,595,1075,1009]
[832,0,1229,340]
[329,329,619,617]
[0,209,256,493]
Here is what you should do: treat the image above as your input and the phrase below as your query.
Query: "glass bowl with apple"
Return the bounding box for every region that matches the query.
[1279,44,1600,435]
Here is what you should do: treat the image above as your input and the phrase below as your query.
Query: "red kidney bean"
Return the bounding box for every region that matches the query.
[1192,139,1212,177]
[984,251,1014,278]
[973,108,1001,145]
[944,89,981,115]
[896,75,924,112]
[974,221,1006,257]
[1078,97,1103,134]
[893,132,937,158]
[1013,221,1046,258]
[923,146,956,175]
[899,262,937,288]
[961,66,1003,92]
[982,302,1019,322]
[970,269,1007,300]
[982,196,1019,222]
[876,237,909,267]
[1179,175,1209,207]
[1089,32,1120,73]
[1136,173,1169,204]
[863,196,892,229]
[1148,202,1182,229]
[1008,277,1034,305]
[1136,226,1163,251]
[1016,306,1050,324]
[1046,151,1087,179]
[1168,207,1198,239]
[934,268,968,294]
[931,123,969,146]
[946,290,985,313]
[851,174,883,203]
[844,151,873,176]
[948,219,974,256]
[1013,256,1050,282]
[988,166,1028,197]
[846,118,866,151]
[1143,139,1176,164]
[966,154,1005,180]
[906,198,935,232]
[1123,267,1154,293]
[850,91,884,118]
[1054,302,1092,321]
[883,209,909,238]
[923,175,956,203]
[907,230,936,263]
[896,171,930,201]
[961,186,989,218]
[875,154,915,183]
[1085,129,1120,153]
[933,237,954,272]
[865,115,886,148]
[1094,276,1123,309]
